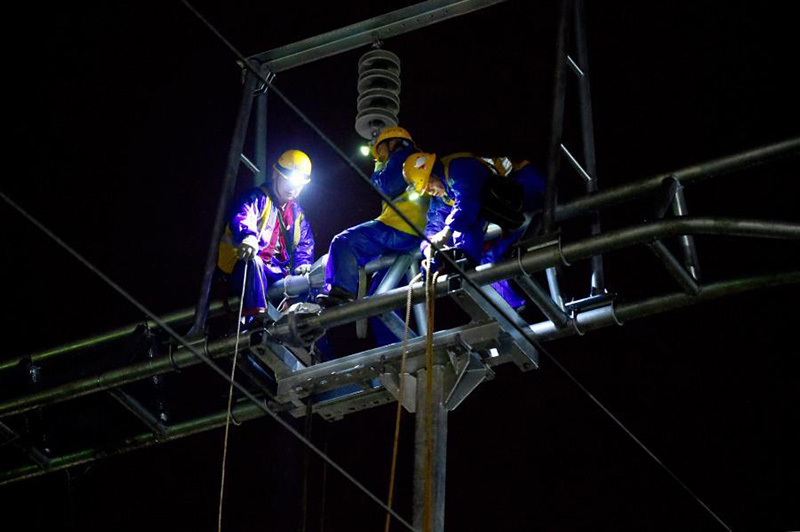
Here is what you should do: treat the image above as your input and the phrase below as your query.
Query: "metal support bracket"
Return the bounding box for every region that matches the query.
[452,284,540,371]
[444,336,494,411]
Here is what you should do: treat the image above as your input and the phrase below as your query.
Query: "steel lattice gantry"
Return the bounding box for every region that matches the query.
[1,1,799,531]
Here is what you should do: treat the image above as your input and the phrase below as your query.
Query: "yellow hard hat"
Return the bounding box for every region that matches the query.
[274,150,312,186]
[402,152,437,194]
[371,126,413,159]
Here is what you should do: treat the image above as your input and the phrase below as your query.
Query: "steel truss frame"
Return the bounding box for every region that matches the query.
[1,1,799,530]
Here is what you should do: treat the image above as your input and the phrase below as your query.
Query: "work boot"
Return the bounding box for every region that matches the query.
[316,286,356,309]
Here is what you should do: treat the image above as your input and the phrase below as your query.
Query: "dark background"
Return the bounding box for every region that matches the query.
[1,1,798,531]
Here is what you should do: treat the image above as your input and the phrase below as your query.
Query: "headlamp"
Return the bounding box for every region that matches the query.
[275,162,311,187]
[406,185,421,200]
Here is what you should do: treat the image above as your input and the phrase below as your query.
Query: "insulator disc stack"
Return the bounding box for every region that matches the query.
[355,49,401,140]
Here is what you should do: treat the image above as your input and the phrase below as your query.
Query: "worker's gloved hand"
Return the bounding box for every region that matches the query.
[237,236,259,261]
[294,263,312,275]
[430,227,453,249]
[423,242,435,260]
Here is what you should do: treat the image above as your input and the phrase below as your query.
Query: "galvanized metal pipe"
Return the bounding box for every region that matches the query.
[190,71,258,336]
[413,365,447,532]
[0,400,268,486]
[7,220,796,419]
[515,274,571,327]
[574,0,605,295]
[0,335,251,418]
[555,137,800,222]
[375,254,414,295]
[672,185,702,281]
[270,217,800,335]
[542,0,571,233]
[107,389,166,438]
[647,240,700,295]
[0,301,232,374]
[0,421,50,469]
[3,273,794,486]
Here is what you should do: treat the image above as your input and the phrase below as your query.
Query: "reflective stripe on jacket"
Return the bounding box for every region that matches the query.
[217,186,314,274]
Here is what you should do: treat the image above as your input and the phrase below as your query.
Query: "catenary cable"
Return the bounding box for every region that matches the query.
[177,3,732,529]
[0,189,418,532]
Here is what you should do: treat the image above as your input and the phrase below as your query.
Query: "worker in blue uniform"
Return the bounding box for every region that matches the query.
[217,150,315,322]
[317,126,429,308]
[404,152,545,309]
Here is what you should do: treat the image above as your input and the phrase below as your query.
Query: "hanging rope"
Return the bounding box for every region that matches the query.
[423,263,441,532]
[217,260,249,532]
[384,270,422,532]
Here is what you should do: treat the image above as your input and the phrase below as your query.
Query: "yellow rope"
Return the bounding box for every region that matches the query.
[217,260,250,532]
[384,271,422,532]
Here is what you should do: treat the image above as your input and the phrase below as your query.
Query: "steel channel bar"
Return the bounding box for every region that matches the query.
[555,137,800,222]
[269,217,800,334]
[248,0,509,72]
[277,322,500,400]
[0,400,269,486]
[0,335,251,418]
[189,71,258,336]
[0,301,232,374]
[647,240,700,295]
[280,271,798,408]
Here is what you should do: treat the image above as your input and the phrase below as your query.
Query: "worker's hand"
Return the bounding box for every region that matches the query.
[430,227,453,249]
[294,263,312,275]
[237,236,259,261]
[423,243,434,260]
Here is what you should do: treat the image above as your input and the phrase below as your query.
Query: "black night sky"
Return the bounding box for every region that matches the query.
[2,2,799,531]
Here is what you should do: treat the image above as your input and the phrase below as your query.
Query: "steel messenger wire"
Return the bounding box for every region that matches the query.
[0,190,418,532]
[218,260,249,532]
[178,2,733,529]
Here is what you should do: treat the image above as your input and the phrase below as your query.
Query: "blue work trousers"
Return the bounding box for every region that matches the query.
[229,256,284,314]
[325,220,421,294]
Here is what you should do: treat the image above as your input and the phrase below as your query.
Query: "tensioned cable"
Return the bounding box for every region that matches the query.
[217,260,248,532]
[177,2,732,529]
[0,190,417,532]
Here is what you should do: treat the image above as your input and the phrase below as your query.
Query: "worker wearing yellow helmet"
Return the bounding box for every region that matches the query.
[317,126,429,307]
[404,151,545,309]
[217,149,316,323]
